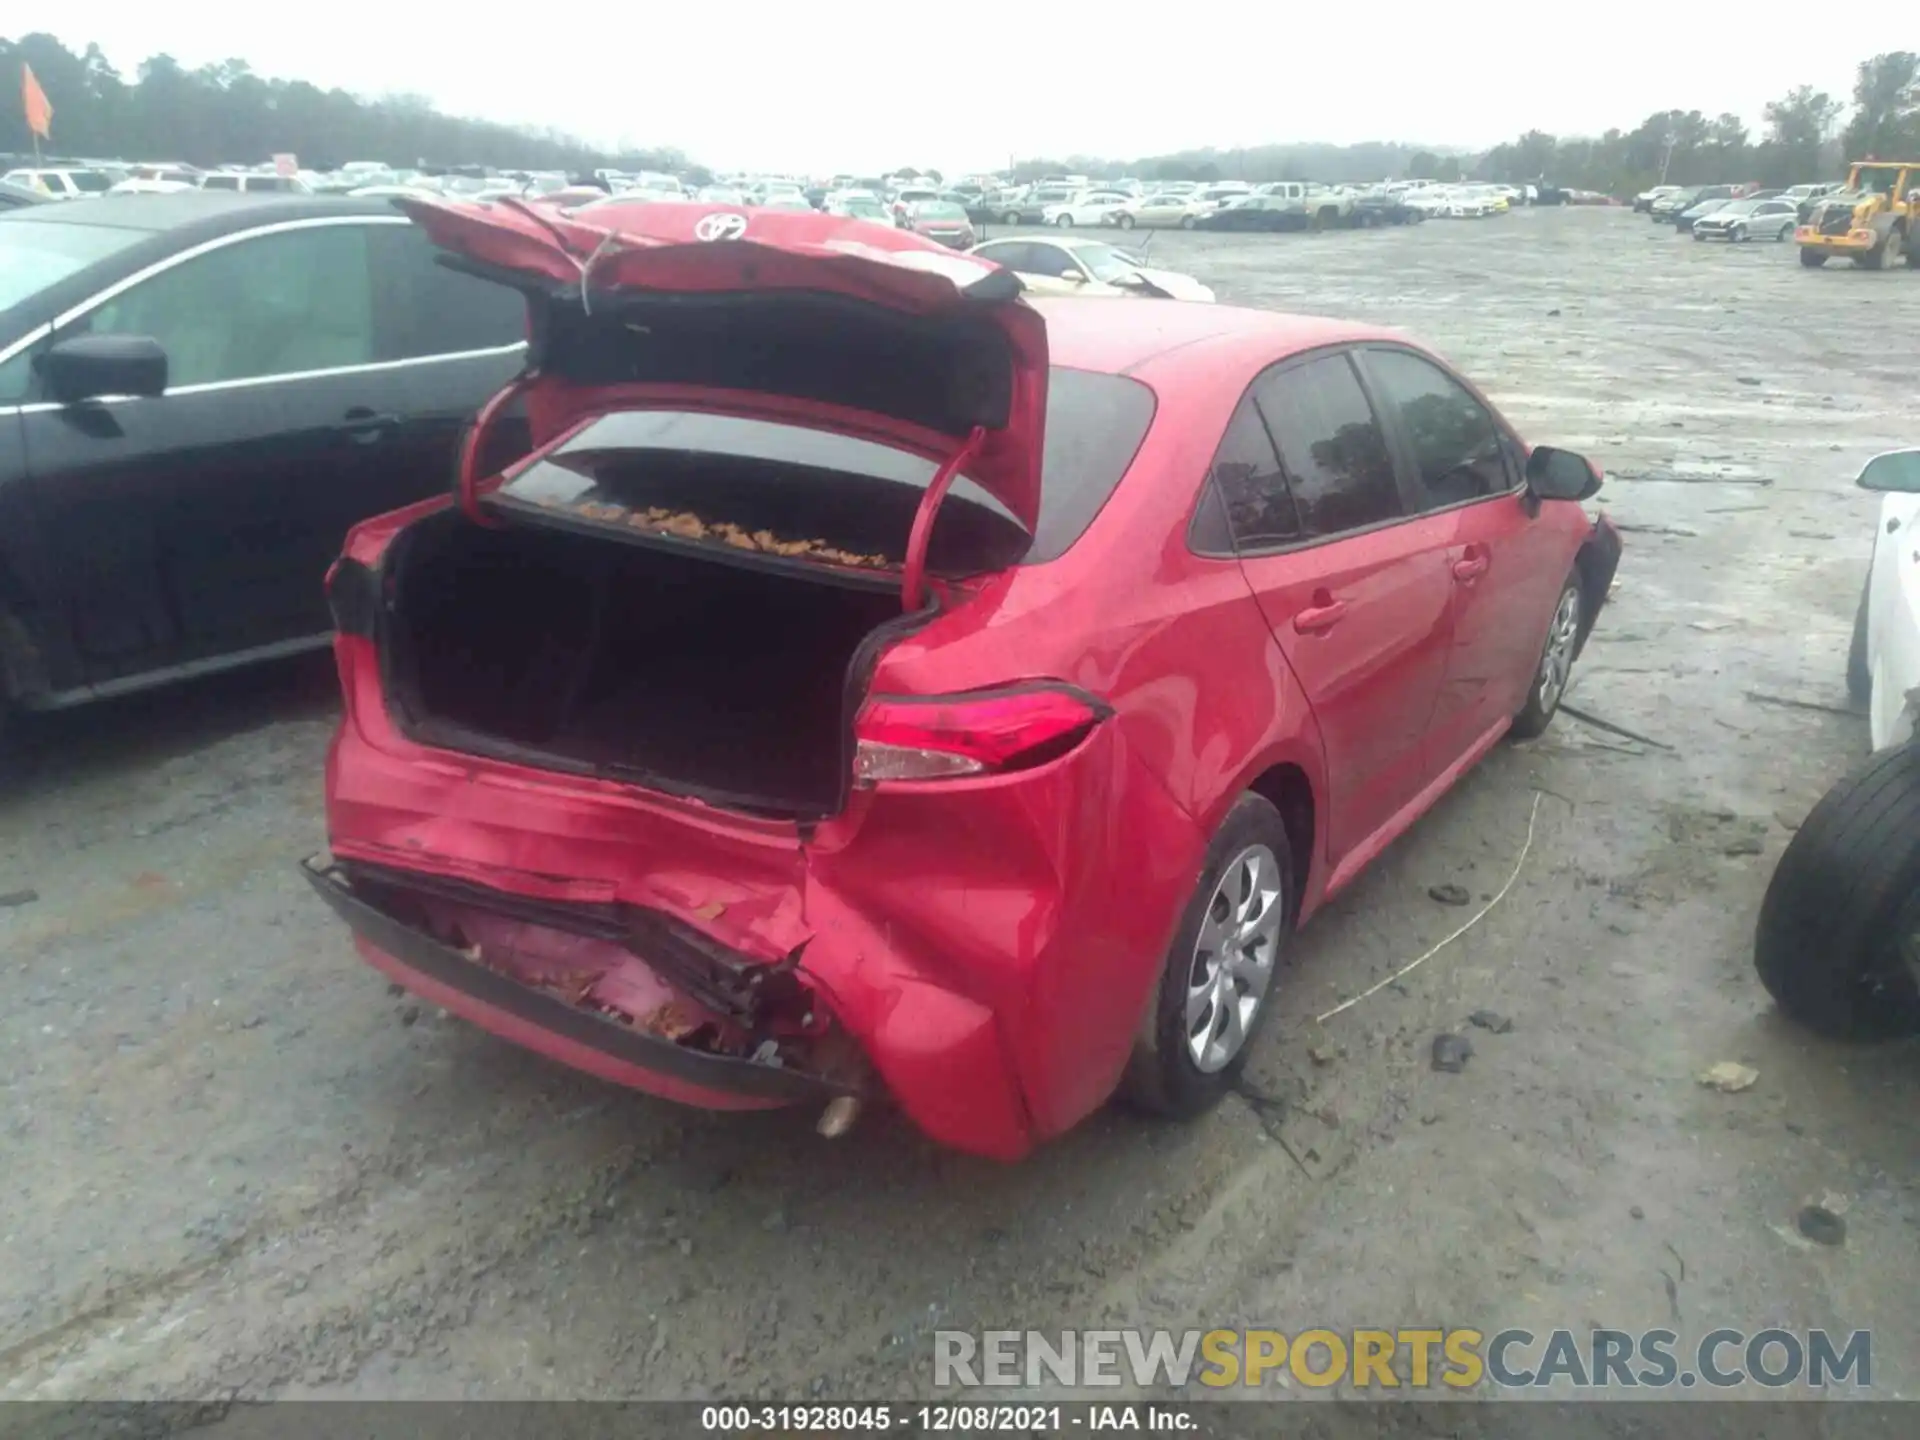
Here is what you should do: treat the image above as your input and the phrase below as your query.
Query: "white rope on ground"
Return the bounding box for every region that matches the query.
[1314,790,1544,1024]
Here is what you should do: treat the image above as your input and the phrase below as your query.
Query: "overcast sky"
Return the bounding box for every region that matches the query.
[40,6,1913,174]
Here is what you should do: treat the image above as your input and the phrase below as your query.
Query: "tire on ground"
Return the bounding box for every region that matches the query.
[1123,793,1294,1118]
[1509,574,1585,740]
[1755,743,1920,1039]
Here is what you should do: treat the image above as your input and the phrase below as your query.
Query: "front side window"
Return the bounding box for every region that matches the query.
[1253,354,1403,538]
[82,224,375,388]
[1362,348,1512,508]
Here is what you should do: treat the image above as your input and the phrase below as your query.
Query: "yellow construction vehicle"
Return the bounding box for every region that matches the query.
[1796,160,1920,268]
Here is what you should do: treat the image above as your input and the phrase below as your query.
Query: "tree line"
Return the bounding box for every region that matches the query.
[2,32,682,175]
[1025,52,1918,194]
[9,31,1916,195]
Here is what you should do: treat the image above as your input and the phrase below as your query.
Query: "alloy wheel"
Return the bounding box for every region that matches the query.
[1183,844,1284,1072]
[1535,587,1582,714]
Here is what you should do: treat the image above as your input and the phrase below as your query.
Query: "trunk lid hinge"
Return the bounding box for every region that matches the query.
[900,425,988,613]
[457,373,536,527]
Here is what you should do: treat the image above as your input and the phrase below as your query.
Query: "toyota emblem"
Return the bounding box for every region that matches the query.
[695,212,748,242]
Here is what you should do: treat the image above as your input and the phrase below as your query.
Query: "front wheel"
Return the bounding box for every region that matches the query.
[1116,213,1135,230]
[1179,214,1197,230]
[1123,794,1293,1118]
[1755,744,1920,1039]
[1732,224,1748,243]
[1054,213,1074,228]
[1510,576,1583,740]
[1001,210,1021,225]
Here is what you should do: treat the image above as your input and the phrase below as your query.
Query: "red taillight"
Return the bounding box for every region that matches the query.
[853,685,1108,783]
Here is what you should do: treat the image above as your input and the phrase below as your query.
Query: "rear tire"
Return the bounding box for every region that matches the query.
[1117,213,1135,230]
[1755,744,1920,1039]
[1123,795,1294,1118]
[1509,575,1584,740]
[1055,213,1073,228]
[1800,248,1827,267]
[1002,210,1020,225]
[1848,575,1872,702]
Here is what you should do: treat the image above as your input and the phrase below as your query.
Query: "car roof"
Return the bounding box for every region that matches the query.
[1031,296,1403,378]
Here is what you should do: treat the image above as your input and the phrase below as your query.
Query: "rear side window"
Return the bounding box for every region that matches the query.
[369,223,526,360]
[1362,348,1513,508]
[1207,394,1296,549]
[1027,367,1158,562]
[1253,354,1402,537]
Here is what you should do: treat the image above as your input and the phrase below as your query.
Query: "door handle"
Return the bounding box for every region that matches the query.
[338,408,400,444]
[1293,598,1348,634]
[1452,554,1490,581]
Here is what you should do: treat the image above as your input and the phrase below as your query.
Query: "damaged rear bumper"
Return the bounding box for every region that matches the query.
[301,856,859,1111]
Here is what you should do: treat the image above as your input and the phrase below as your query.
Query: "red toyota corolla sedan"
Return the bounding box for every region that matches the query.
[306,199,1619,1160]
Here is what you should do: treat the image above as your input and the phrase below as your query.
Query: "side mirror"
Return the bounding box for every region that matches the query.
[1858,449,1920,494]
[42,334,168,404]
[1524,445,1602,502]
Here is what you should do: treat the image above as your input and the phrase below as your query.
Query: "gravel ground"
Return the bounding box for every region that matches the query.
[2,207,1916,1415]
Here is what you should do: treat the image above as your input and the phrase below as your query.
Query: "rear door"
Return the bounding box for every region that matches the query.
[1358,344,1564,763]
[1222,350,1455,861]
[18,216,404,678]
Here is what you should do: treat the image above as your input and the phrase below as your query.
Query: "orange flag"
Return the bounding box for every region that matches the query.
[22,62,53,140]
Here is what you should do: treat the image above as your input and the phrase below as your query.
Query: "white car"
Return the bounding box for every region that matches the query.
[1755,446,1920,1041]
[1041,191,1133,228]
[1,167,114,199]
[108,176,198,195]
[1109,193,1214,230]
[824,190,894,225]
[967,236,1215,302]
[1850,449,1920,750]
[199,172,311,194]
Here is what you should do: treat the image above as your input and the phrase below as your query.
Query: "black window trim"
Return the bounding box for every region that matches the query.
[1185,342,1422,561]
[1350,341,1526,519]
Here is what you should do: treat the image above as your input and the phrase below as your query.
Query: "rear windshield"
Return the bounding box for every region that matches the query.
[496,366,1155,566]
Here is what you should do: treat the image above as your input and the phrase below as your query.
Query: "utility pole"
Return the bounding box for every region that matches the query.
[1658,131,1677,184]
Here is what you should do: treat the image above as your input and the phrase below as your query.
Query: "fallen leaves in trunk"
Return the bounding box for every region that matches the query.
[532,494,889,569]
[637,1001,700,1040]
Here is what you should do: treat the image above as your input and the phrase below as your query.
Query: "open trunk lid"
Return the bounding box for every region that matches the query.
[396,196,1050,532]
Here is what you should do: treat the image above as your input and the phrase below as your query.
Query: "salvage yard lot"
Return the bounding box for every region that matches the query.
[3,207,1916,1406]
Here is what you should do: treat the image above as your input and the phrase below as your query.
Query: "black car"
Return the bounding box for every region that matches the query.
[0,194,527,735]
[1197,196,1303,232]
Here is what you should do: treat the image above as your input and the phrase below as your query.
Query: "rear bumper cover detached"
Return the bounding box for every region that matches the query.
[301,856,855,1110]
